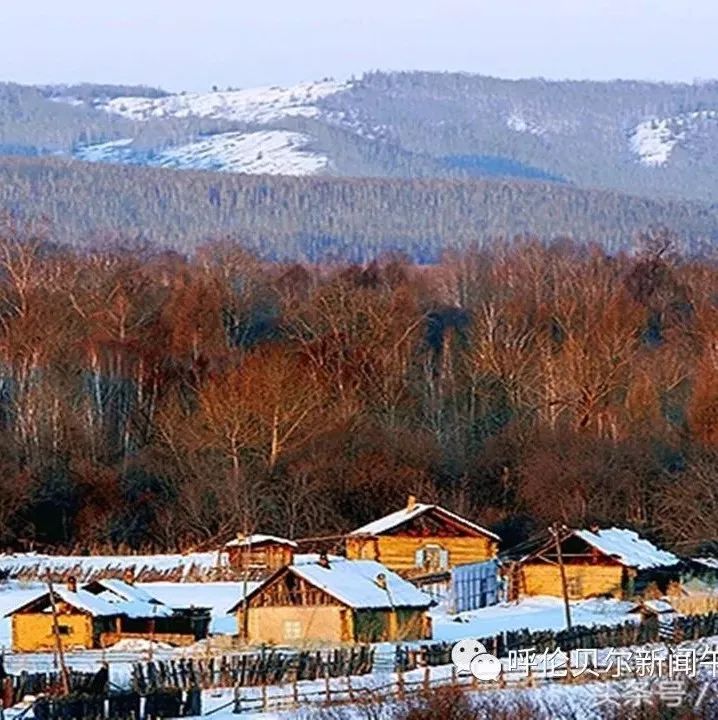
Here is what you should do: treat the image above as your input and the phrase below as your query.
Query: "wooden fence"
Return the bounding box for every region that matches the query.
[131,646,374,692]
[396,611,718,671]
[30,689,201,720]
[1,669,100,707]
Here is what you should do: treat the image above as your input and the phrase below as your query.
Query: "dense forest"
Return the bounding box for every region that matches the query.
[2,157,718,261]
[0,223,716,556]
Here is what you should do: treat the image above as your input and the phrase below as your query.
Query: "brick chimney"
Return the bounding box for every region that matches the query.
[406,494,417,512]
[67,576,77,593]
[589,523,601,534]
[123,568,136,586]
[318,551,330,569]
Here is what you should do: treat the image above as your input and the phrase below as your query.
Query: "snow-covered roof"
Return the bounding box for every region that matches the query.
[349,503,500,541]
[4,586,123,618]
[693,557,718,571]
[233,559,433,612]
[86,578,160,604]
[225,534,298,549]
[83,579,174,619]
[573,528,680,570]
[628,599,676,615]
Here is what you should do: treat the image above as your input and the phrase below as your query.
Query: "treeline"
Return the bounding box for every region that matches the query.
[0,226,716,554]
[2,156,718,261]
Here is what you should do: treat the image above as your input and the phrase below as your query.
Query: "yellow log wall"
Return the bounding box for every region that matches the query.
[12,613,94,652]
[238,605,351,646]
[521,563,625,599]
[346,535,497,571]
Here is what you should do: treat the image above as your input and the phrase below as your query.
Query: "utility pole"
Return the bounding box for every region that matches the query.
[46,572,71,695]
[549,523,573,631]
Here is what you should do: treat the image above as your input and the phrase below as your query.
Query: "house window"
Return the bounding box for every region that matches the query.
[415,545,449,571]
[57,625,73,635]
[283,620,302,641]
[566,577,583,598]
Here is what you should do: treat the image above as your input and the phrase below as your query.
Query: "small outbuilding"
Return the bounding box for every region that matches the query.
[225,534,298,575]
[515,527,681,600]
[83,578,211,645]
[346,496,500,575]
[229,556,433,646]
[6,579,123,652]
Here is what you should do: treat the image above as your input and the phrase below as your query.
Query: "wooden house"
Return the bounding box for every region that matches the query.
[515,527,681,600]
[6,578,128,652]
[345,496,500,575]
[225,534,297,575]
[5,578,210,652]
[228,555,433,646]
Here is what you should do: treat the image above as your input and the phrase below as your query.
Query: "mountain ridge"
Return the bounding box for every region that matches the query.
[2,71,718,201]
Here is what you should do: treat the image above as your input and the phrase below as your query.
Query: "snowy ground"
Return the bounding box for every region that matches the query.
[431,596,637,643]
[162,634,718,719]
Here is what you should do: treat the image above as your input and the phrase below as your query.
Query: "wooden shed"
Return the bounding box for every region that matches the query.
[229,556,433,646]
[515,527,681,600]
[225,534,297,575]
[345,496,500,575]
[83,578,211,646]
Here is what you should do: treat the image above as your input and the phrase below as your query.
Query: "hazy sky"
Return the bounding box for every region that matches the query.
[2,1,716,91]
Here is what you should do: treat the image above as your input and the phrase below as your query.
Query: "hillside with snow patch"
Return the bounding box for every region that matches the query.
[629,110,718,166]
[76,130,329,175]
[6,72,718,196]
[94,79,349,124]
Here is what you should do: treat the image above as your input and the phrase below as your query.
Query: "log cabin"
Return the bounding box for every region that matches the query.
[229,555,433,645]
[225,534,297,575]
[6,577,210,651]
[515,527,681,600]
[345,496,500,575]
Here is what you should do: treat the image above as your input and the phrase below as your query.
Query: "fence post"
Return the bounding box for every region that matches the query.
[451,664,458,687]
[292,678,299,708]
[324,670,331,704]
[423,666,430,694]
[261,682,268,711]
[397,666,405,701]
[233,685,241,714]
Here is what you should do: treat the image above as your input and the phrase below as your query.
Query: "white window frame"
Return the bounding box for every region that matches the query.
[283,619,302,641]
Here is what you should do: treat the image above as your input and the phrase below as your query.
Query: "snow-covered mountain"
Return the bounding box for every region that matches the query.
[5,72,718,200]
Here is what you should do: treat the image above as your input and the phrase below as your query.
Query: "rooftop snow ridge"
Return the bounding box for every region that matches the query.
[350,502,500,541]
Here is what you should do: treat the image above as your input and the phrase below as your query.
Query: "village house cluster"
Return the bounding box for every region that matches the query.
[4,495,715,652]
